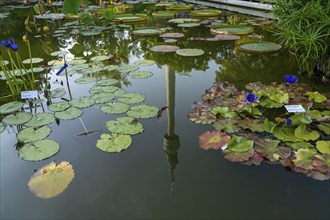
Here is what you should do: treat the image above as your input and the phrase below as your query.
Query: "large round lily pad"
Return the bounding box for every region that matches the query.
[127,104,159,119]
[97,79,119,86]
[18,139,60,161]
[177,23,200,28]
[118,93,146,104]
[117,65,140,73]
[28,161,74,199]
[22,58,44,64]
[227,135,254,153]
[176,48,204,57]
[113,14,147,23]
[69,97,95,109]
[90,55,109,62]
[100,102,130,114]
[134,60,156,66]
[17,126,52,142]
[132,27,166,36]
[190,9,221,18]
[105,116,144,135]
[159,33,185,38]
[150,45,180,52]
[2,112,32,125]
[89,85,119,95]
[48,101,71,112]
[25,113,55,127]
[199,130,231,150]
[74,76,97,84]
[96,133,132,153]
[49,88,66,98]
[0,101,24,114]
[130,71,153,79]
[238,42,282,53]
[91,93,116,104]
[166,4,193,11]
[55,107,82,120]
[210,25,254,35]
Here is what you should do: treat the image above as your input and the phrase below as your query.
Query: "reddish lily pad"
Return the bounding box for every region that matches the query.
[199,130,230,150]
[292,148,318,170]
[159,33,184,38]
[188,111,216,124]
[223,148,254,162]
[150,45,180,52]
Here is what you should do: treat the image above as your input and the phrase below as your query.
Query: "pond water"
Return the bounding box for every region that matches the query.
[1,2,329,220]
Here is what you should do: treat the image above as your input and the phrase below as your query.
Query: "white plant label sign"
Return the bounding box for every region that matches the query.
[284,105,306,113]
[21,90,38,99]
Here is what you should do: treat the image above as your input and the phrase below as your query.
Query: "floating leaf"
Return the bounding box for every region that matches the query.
[315,141,330,155]
[304,91,327,103]
[168,18,199,24]
[317,123,330,135]
[130,71,153,79]
[223,148,254,162]
[263,118,277,133]
[48,101,71,112]
[50,50,69,57]
[118,93,146,104]
[69,97,95,109]
[132,27,166,36]
[18,139,60,161]
[211,106,238,118]
[0,101,24,114]
[49,88,66,98]
[237,118,264,132]
[312,154,330,173]
[253,138,291,161]
[294,124,319,141]
[189,9,221,18]
[96,79,119,86]
[188,111,216,124]
[211,25,254,35]
[286,142,314,150]
[90,85,119,95]
[273,126,302,142]
[17,126,52,142]
[213,118,239,132]
[238,42,282,53]
[160,33,185,38]
[127,104,159,119]
[190,34,240,41]
[134,60,156,66]
[91,93,116,104]
[55,107,82,120]
[292,148,318,170]
[150,45,180,52]
[114,14,148,23]
[227,135,254,153]
[178,23,200,27]
[199,130,230,150]
[28,161,74,199]
[105,116,144,135]
[100,102,129,114]
[117,65,140,73]
[25,113,55,127]
[176,48,204,57]
[3,112,32,125]
[90,55,109,62]
[22,58,44,64]
[74,76,97,84]
[96,133,132,153]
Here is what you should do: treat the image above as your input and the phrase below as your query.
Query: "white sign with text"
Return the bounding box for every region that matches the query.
[284,105,306,113]
[21,90,38,99]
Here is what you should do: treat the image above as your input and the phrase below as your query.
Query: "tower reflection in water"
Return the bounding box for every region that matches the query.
[163,65,180,196]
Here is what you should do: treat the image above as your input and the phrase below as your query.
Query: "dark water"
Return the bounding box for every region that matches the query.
[1,2,329,220]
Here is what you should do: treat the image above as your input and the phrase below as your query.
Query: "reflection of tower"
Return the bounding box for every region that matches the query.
[163,65,180,196]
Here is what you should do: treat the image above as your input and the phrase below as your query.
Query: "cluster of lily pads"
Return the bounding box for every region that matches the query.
[0,55,161,162]
[189,79,329,181]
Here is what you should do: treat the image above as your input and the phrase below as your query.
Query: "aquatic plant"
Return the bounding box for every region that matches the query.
[284,75,298,84]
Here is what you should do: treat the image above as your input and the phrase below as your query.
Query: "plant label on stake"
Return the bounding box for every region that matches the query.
[21,90,38,99]
[284,105,305,113]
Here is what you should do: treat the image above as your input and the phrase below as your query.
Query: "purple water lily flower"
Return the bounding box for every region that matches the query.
[284,75,298,84]
[286,118,292,126]
[1,38,18,51]
[1,40,7,47]
[245,92,259,104]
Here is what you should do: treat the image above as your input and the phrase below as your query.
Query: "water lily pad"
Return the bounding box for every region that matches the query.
[100,102,129,114]
[166,5,193,11]
[90,55,109,62]
[48,101,71,112]
[91,93,116,104]
[315,141,330,155]
[69,97,95,109]
[222,147,254,163]
[177,23,200,28]
[211,106,238,118]
[50,50,69,57]
[49,88,66,98]
[113,13,148,23]
[152,10,177,18]
[18,139,60,161]
[3,112,32,125]
[227,135,254,153]
[150,45,180,52]
[211,24,254,35]
[0,122,6,134]
[159,33,185,38]
[292,148,318,170]
[127,104,159,119]
[176,48,204,57]
[130,71,153,79]
[89,85,119,95]
[0,101,24,114]
[134,60,156,66]
[117,65,140,73]
[55,107,82,120]
[199,130,230,150]
[312,154,330,173]
[17,126,52,142]
[189,9,221,18]
[188,111,216,124]
[190,34,240,41]
[25,113,55,127]
[118,93,146,104]
[96,133,132,153]
[317,123,330,135]
[105,116,144,135]
[132,27,166,36]
[75,76,97,84]
[97,79,120,86]
[69,59,87,65]
[273,126,302,142]
[238,42,282,53]
[237,118,264,132]
[294,124,319,141]
[35,13,65,20]
[213,118,239,133]
[251,136,291,161]
[304,91,327,103]
[22,58,44,64]
[28,161,74,199]
[286,142,314,150]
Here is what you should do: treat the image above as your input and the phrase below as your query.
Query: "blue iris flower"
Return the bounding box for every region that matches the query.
[245,92,259,103]
[1,38,18,51]
[1,40,7,47]
[284,75,298,84]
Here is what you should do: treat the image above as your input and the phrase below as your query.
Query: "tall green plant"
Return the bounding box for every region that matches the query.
[272,0,330,80]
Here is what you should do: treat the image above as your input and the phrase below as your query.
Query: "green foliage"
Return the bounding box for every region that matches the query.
[272,0,330,79]
[62,0,81,15]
